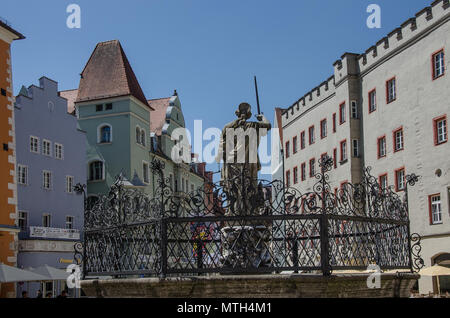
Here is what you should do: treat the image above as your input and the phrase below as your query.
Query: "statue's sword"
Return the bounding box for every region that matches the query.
[254,75,261,115]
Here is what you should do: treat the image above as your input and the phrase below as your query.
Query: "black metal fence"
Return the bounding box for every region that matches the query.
[74,156,424,278]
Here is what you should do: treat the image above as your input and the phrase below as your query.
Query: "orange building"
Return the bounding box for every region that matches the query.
[0,19,24,298]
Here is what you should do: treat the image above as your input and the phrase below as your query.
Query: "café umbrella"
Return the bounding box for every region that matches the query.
[0,263,49,283]
[419,264,450,294]
[26,265,70,281]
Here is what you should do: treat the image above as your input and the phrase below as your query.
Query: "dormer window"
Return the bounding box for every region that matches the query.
[105,103,113,110]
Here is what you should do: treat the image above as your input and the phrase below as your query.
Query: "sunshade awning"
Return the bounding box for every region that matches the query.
[26,265,70,280]
[0,263,49,283]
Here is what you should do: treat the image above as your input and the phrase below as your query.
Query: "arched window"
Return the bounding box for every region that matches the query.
[136,126,141,144]
[140,129,146,146]
[98,124,112,143]
[89,161,104,181]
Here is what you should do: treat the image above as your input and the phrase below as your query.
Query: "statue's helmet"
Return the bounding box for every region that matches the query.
[236,102,252,119]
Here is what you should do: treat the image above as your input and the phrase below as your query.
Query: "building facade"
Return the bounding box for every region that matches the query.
[275,0,450,294]
[14,77,86,297]
[64,40,205,205]
[0,19,24,298]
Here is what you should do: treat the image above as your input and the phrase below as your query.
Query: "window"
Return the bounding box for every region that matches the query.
[43,171,52,190]
[301,163,306,181]
[169,174,174,190]
[351,101,358,119]
[395,168,405,192]
[432,50,445,79]
[434,115,447,145]
[369,89,377,113]
[18,211,27,231]
[140,129,146,146]
[42,214,51,228]
[379,174,388,191]
[393,128,404,152]
[286,170,290,187]
[136,127,141,144]
[66,176,74,193]
[339,103,346,124]
[89,161,104,181]
[65,216,74,229]
[309,126,315,145]
[143,162,149,184]
[352,139,359,157]
[429,194,442,225]
[105,103,113,110]
[320,119,327,139]
[30,136,39,153]
[293,167,298,184]
[332,113,336,133]
[18,165,28,185]
[340,140,347,162]
[309,158,315,177]
[55,143,63,160]
[378,136,386,158]
[1,88,6,96]
[99,125,111,143]
[96,104,103,112]
[386,77,396,103]
[42,140,51,156]
[285,141,290,158]
[333,148,337,169]
[300,131,305,149]
[292,136,298,154]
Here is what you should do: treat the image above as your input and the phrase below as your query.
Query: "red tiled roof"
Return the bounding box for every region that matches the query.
[59,89,78,114]
[76,40,151,109]
[149,97,171,136]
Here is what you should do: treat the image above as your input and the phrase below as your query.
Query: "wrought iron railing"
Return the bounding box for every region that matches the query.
[74,156,424,278]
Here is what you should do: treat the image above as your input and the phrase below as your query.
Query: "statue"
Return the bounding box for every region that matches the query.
[215,102,272,270]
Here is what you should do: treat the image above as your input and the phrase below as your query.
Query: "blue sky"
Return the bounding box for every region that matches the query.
[2,0,431,177]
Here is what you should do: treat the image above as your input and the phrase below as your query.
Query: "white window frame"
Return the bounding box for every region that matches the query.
[30,136,40,153]
[380,175,388,191]
[396,169,405,191]
[351,100,358,119]
[43,170,52,190]
[18,211,28,231]
[321,120,327,138]
[352,139,359,158]
[387,78,396,102]
[42,213,51,228]
[341,141,347,162]
[369,90,377,112]
[17,164,28,185]
[434,51,445,79]
[66,176,74,194]
[89,160,105,181]
[430,195,442,225]
[394,129,404,151]
[437,118,447,144]
[97,123,113,144]
[55,143,64,160]
[42,139,52,157]
[379,137,386,157]
[65,215,74,229]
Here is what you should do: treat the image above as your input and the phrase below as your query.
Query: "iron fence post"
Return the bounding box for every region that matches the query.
[160,218,167,278]
[292,238,299,273]
[320,156,331,276]
[197,238,203,275]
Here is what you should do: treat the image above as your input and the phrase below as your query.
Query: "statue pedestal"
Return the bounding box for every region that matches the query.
[220,225,271,272]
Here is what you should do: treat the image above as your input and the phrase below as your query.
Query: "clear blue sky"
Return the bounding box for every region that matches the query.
[3,0,431,177]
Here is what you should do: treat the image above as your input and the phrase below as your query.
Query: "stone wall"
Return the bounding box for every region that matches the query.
[81,273,419,298]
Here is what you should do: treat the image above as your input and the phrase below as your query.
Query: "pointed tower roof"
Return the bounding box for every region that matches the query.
[76,40,152,109]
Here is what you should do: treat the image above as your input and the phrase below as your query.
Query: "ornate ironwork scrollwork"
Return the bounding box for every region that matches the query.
[410,233,425,273]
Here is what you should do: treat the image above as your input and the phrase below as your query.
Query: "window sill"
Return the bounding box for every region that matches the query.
[98,142,112,145]
[432,73,445,81]
[340,159,348,165]
[88,179,105,183]
[430,222,443,226]
[435,140,448,146]
[387,98,397,104]
[378,155,386,160]
[394,148,404,153]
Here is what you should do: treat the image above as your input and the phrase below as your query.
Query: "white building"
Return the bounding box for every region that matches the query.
[274,0,450,294]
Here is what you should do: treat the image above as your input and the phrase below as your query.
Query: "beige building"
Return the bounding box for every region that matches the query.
[274,0,449,294]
